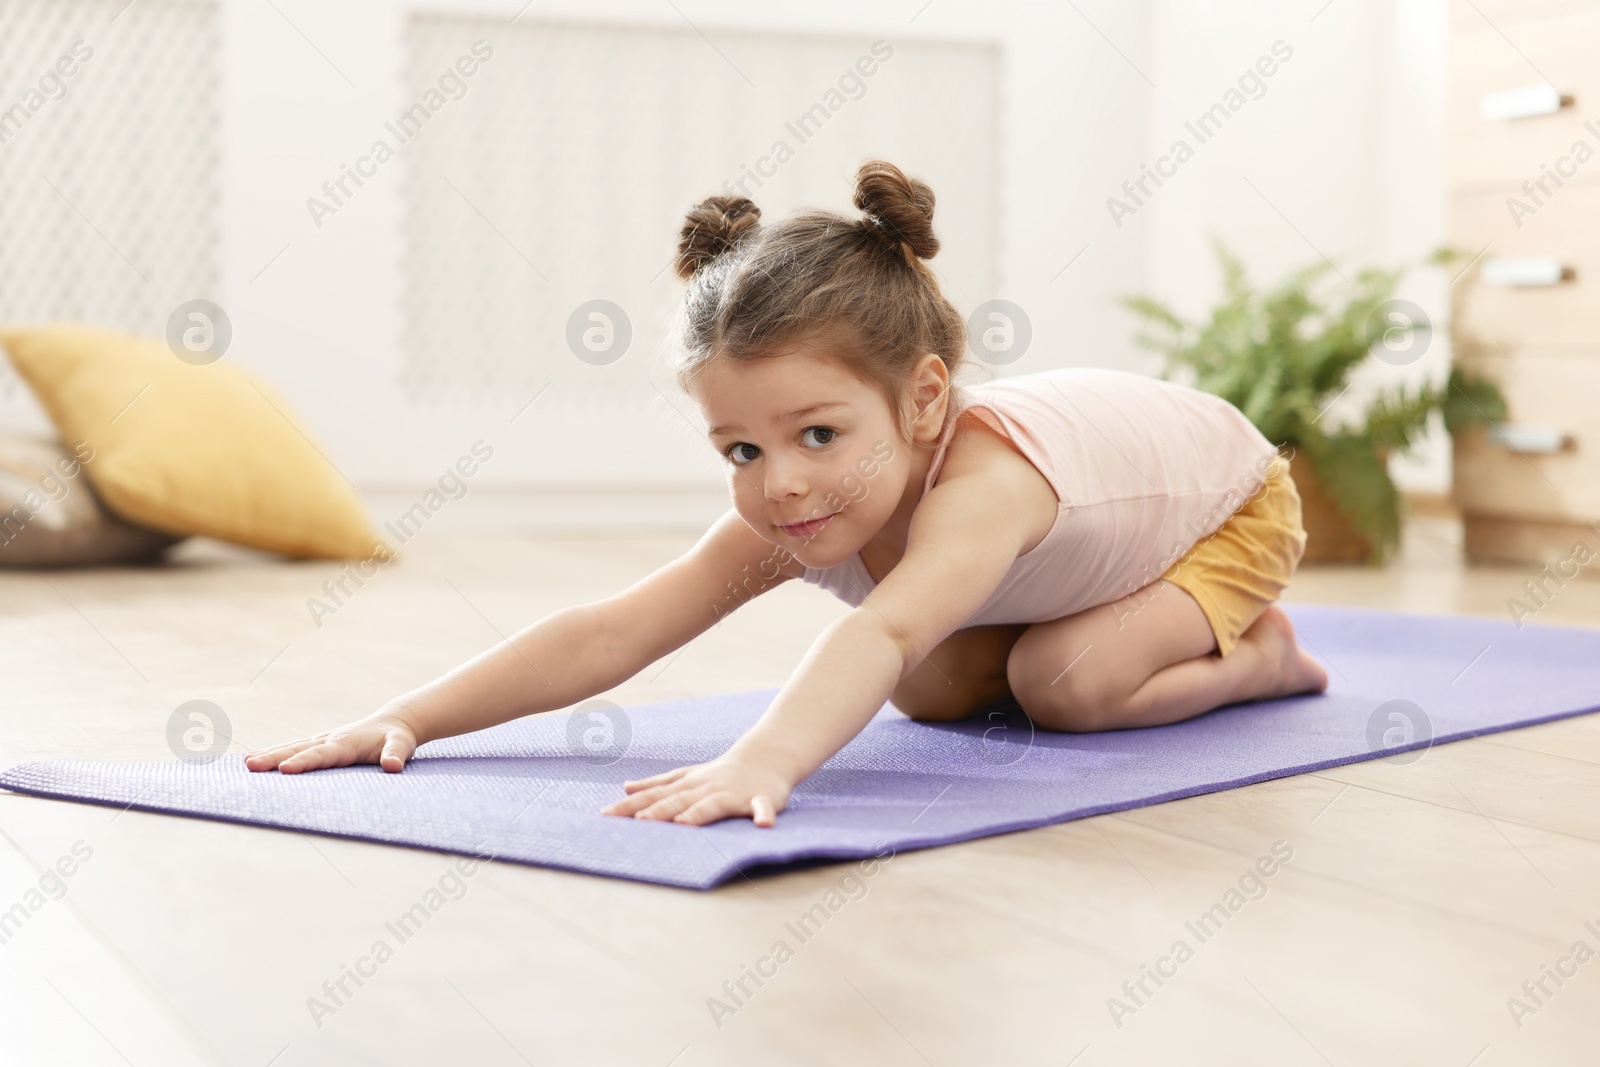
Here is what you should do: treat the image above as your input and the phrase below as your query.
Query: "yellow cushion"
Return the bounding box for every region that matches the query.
[0,325,385,560]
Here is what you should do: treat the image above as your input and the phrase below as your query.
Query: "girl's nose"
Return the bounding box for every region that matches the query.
[763,457,806,501]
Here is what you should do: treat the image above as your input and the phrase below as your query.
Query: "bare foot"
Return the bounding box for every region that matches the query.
[1237,604,1329,700]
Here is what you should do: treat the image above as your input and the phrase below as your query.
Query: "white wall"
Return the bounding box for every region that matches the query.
[1138,0,1452,492]
[2,0,1451,526]
[201,0,1156,527]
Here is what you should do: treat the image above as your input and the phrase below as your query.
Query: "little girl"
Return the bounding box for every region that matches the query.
[247,160,1328,828]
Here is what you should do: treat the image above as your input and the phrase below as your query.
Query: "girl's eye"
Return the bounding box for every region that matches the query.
[724,428,835,465]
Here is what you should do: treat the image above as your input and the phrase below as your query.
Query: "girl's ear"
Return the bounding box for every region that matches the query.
[907,353,950,445]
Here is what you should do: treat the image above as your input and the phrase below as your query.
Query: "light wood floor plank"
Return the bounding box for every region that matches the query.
[1,517,1597,1065]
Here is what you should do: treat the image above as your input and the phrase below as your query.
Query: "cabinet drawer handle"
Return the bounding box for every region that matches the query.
[1481,257,1566,286]
[1479,84,1566,121]
[1489,424,1570,453]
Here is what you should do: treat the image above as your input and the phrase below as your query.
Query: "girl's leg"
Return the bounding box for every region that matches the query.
[890,623,1029,721]
[1006,580,1328,733]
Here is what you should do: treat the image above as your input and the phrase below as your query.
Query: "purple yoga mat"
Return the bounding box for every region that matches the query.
[3,604,1598,889]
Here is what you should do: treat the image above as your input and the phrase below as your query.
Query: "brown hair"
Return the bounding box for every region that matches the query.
[670,160,970,441]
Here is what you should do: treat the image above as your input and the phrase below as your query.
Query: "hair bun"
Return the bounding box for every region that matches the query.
[675,196,761,280]
[853,160,940,262]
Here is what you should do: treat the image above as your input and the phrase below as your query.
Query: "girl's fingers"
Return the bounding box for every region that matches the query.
[604,774,784,827]
[243,738,321,771]
[379,733,415,773]
[674,794,737,827]
[634,797,687,822]
[275,746,326,774]
[750,794,778,828]
[674,793,779,827]
[278,740,353,774]
[600,795,642,817]
[602,784,670,818]
[243,750,282,771]
[248,725,412,774]
[622,767,690,793]
[244,738,315,763]
[635,786,709,822]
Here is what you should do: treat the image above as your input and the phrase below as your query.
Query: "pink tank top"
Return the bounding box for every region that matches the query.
[799,368,1280,625]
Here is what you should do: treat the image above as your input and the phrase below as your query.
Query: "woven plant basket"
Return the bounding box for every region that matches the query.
[1288,451,1375,564]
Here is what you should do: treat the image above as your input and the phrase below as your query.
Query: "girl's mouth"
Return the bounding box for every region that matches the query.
[777,512,837,538]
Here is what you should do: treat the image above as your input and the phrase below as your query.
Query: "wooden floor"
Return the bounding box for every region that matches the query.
[2,516,1598,1066]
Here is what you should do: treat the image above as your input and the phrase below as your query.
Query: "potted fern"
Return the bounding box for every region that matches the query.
[1119,239,1506,565]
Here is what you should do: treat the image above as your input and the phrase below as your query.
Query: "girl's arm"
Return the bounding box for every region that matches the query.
[244,509,791,774]
[603,462,1039,827]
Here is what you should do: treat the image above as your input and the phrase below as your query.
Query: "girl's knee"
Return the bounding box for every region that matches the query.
[892,675,989,722]
[895,692,980,722]
[1018,687,1126,733]
[1006,635,1127,732]
[895,624,1024,723]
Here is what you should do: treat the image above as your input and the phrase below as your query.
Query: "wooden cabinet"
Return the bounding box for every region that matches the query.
[1447,0,1600,566]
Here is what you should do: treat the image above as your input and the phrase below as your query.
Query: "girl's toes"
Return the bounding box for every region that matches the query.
[1294,650,1330,694]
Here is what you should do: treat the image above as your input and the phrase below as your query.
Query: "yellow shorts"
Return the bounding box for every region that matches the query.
[1158,453,1308,658]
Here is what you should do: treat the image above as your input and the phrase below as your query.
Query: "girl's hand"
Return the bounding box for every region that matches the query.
[244,709,419,774]
[601,756,793,827]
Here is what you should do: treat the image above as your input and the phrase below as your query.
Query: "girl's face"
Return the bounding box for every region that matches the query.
[691,345,918,568]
